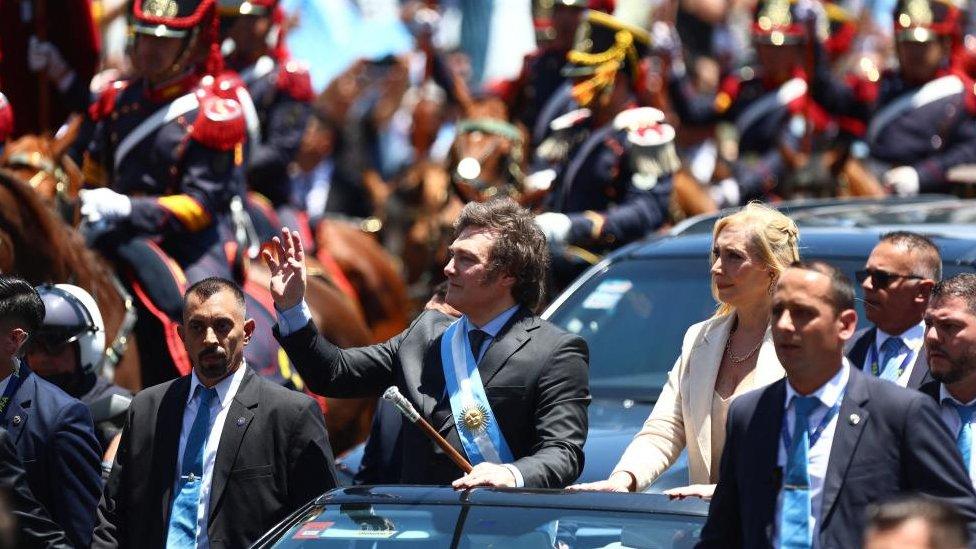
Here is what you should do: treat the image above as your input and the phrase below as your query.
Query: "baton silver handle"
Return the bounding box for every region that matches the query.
[381,385,472,473]
[383,386,421,423]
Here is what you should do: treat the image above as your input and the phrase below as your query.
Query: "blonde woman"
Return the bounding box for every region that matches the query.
[570,203,800,498]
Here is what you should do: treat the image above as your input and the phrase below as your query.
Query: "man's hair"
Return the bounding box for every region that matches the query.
[931,273,976,315]
[454,198,550,311]
[0,276,44,332]
[880,231,942,280]
[788,261,856,314]
[866,496,969,549]
[183,277,246,315]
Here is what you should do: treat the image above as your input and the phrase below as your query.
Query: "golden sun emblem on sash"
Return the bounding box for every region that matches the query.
[459,404,490,434]
[143,0,179,17]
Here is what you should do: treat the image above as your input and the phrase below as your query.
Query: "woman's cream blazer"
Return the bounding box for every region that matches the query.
[611,313,785,491]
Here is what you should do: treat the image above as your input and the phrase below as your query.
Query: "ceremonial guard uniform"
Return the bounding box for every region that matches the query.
[0,0,100,136]
[532,11,680,252]
[811,0,976,195]
[668,0,844,205]
[219,0,314,216]
[504,0,588,132]
[80,0,247,380]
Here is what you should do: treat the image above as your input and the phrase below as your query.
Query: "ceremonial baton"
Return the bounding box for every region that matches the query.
[382,386,473,473]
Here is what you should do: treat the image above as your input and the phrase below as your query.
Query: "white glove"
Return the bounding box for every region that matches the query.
[28,37,74,91]
[80,188,132,224]
[535,212,572,245]
[883,166,920,196]
[708,178,741,208]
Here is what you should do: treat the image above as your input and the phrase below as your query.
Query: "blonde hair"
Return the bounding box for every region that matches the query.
[711,202,801,317]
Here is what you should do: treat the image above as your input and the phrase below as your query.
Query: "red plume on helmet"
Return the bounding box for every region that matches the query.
[132,0,224,76]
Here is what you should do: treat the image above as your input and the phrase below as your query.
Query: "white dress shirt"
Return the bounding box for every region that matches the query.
[173,365,246,548]
[937,385,976,485]
[862,322,924,387]
[774,359,851,549]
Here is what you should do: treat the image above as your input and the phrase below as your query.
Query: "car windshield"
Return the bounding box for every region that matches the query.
[547,256,871,400]
[270,502,703,548]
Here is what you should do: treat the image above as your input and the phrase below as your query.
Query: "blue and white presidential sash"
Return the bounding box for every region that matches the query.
[440,317,514,465]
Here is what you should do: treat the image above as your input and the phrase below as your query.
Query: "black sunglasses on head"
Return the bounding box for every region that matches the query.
[855,268,924,289]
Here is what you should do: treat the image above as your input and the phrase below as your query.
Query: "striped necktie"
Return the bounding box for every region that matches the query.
[167,385,218,547]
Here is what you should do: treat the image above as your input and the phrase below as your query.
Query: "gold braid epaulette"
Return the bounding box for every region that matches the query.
[567,30,635,67]
[568,31,640,106]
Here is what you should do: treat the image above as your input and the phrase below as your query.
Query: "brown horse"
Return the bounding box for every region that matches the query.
[0,168,143,391]
[2,133,377,455]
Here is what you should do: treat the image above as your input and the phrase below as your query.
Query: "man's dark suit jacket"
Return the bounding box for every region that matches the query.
[0,364,101,547]
[275,307,591,488]
[698,366,976,549]
[92,368,339,549]
[845,327,931,389]
[0,427,71,549]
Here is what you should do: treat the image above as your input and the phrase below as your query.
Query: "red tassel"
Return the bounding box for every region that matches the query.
[190,95,246,151]
[0,93,13,141]
[276,61,314,102]
[88,81,126,122]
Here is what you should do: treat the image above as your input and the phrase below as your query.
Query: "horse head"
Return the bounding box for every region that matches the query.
[449,98,540,206]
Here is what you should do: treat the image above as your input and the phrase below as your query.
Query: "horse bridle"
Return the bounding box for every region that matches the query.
[2,151,75,216]
[451,118,526,201]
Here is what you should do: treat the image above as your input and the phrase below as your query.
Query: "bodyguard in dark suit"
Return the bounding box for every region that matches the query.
[0,426,71,549]
[93,277,338,548]
[0,276,101,548]
[268,199,590,489]
[847,232,942,389]
[917,274,976,487]
[698,262,976,549]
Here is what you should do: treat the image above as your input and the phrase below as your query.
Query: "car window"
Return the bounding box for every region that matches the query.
[460,506,703,548]
[548,256,875,400]
[271,503,461,547]
[548,258,714,399]
[269,502,704,548]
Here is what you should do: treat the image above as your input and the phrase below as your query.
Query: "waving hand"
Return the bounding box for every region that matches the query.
[262,228,307,311]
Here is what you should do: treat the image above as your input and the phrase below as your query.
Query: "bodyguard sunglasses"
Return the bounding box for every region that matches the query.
[854,268,924,289]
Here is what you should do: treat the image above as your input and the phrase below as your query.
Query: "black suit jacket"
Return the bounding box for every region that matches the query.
[698,366,976,549]
[275,307,591,488]
[0,427,72,549]
[0,365,102,548]
[92,368,339,549]
[845,327,932,389]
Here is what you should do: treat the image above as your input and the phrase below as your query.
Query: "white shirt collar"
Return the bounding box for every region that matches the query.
[785,358,852,410]
[876,321,925,353]
[466,305,520,339]
[187,363,247,408]
[939,384,976,407]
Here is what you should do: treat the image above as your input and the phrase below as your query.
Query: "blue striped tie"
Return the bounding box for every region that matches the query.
[167,386,217,548]
[952,402,976,474]
[877,337,906,382]
[780,396,819,549]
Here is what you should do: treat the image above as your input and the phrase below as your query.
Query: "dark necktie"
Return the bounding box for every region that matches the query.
[469,329,488,362]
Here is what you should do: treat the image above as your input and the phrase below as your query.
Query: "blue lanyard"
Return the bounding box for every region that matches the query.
[868,340,914,378]
[780,394,844,451]
[0,365,26,423]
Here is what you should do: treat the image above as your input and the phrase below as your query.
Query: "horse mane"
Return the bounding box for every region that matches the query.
[0,169,117,295]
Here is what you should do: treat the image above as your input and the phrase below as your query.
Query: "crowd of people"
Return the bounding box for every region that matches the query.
[3,0,976,547]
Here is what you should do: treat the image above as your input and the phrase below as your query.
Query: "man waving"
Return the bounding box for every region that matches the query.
[267,198,590,488]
